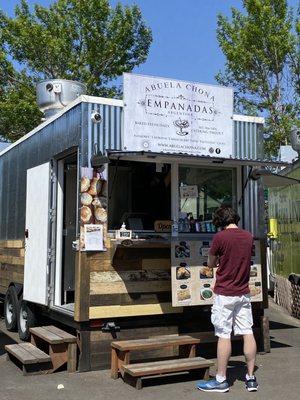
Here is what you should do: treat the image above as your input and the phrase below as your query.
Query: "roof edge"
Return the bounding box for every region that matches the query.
[233,114,264,124]
[0,95,123,157]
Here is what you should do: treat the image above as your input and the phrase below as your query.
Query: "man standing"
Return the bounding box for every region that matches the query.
[197,206,258,393]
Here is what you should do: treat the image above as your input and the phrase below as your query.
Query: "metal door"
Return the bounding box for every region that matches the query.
[23,162,51,305]
[62,164,77,293]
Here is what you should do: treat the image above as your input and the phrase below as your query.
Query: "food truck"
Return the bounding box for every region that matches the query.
[268,130,300,318]
[0,74,280,371]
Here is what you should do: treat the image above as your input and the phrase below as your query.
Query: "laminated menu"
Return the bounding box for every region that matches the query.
[171,239,263,307]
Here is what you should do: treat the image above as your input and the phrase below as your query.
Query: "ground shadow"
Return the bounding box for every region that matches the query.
[226,360,259,386]
[0,331,16,356]
[137,369,208,389]
[269,320,299,330]
[0,302,17,356]
[270,339,292,349]
[197,341,245,359]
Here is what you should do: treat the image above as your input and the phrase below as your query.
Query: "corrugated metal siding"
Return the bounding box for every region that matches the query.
[233,120,264,237]
[0,142,10,152]
[81,102,123,166]
[234,120,264,159]
[0,104,82,240]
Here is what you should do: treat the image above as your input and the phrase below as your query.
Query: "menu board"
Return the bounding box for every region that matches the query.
[171,239,263,307]
[249,241,263,301]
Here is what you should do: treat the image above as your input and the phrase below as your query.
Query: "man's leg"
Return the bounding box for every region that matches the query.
[243,333,257,376]
[216,337,232,379]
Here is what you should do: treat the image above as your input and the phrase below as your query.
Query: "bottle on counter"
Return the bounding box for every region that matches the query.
[178,218,184,232]
[195,219,201,232]
[183,217,190,232]
[189,215,196,233]
[205,221,211,232]
[172,220,179,237]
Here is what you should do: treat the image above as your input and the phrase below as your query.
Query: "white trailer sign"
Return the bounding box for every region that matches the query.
[123,73,234,158]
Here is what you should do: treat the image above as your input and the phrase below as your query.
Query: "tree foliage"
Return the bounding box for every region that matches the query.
[216,0,300,155]
[0,0,152,141]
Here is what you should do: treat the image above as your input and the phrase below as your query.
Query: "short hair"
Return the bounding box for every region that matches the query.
[212,206,240,228]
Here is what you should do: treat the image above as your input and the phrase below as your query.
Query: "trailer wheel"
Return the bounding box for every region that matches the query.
[4,286,18,331]
[17,297,37,341]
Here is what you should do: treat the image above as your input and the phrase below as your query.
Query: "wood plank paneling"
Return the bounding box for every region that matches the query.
[87,241,173,318]
[0,242,25,290]
[90,326,179,342]
[91,270,170,283]
[77,331,91,372]
[141,259,171,270]
[88,257,171,272]
[90,325,179,370]
[0,284,7,294]
[89,303,182,319]
[0,255,24,265]
[90,292,172,306]
[0,248,25,257]
[0,240,24,249]
[90,280,171,295]
[0,264,24,273]
[74,252,90,322]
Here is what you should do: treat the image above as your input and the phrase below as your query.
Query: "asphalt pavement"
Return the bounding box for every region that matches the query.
[0,299,299,400]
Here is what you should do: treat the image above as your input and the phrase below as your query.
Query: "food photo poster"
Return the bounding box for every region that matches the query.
[171,240,263,307]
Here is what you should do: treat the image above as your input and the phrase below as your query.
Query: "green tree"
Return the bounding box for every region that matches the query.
[0,0,152,141]
[216,0,300,155]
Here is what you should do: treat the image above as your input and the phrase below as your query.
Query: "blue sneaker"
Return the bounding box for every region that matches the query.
[245,376,259,392]
[197,379,229,393]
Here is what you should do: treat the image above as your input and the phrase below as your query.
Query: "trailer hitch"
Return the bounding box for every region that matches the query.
[101,322,120,338]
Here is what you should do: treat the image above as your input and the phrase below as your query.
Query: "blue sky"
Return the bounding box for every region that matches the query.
[1,0,299,85]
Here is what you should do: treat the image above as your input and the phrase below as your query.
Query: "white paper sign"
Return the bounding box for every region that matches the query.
[180,185,198,198]
[84,224,104,251]
[123,73,234,158]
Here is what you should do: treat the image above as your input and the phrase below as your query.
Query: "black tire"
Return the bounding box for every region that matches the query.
[4,286,18,331]
[17,296,37,341]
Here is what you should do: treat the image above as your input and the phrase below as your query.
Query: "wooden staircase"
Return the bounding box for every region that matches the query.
[5,325,77,375]
[111,335,214,389]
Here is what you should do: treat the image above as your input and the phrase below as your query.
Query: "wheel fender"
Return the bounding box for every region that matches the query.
[8,283,23,298]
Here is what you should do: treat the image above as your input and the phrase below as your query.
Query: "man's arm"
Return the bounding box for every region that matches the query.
[208,254,218,268]
[208,234,220,268]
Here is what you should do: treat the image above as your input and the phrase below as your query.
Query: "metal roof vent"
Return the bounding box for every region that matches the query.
[36,79,87,119]
[291,126,300,157]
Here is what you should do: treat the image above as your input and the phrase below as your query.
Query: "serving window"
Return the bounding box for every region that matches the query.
[108,160,171,231]
[178,165,236,233]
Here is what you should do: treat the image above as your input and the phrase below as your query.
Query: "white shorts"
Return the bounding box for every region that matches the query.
[211,294,253,338]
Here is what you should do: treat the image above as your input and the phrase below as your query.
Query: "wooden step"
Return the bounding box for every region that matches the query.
[111,335,200,351]
[122,356,214,389]
[29,326,77,373]
[123,356,214,377]
[29,325,77,344]
[5,343,52,375]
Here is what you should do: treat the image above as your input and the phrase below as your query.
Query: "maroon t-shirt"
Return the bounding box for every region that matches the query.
[209,228,253,296]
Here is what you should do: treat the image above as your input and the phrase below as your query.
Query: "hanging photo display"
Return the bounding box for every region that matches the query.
[80,166,108,251]
[171,239,263,306]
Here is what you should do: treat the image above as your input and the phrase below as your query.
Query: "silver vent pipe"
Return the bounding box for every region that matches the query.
[36,79,87,119]
[291,126,300,157]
